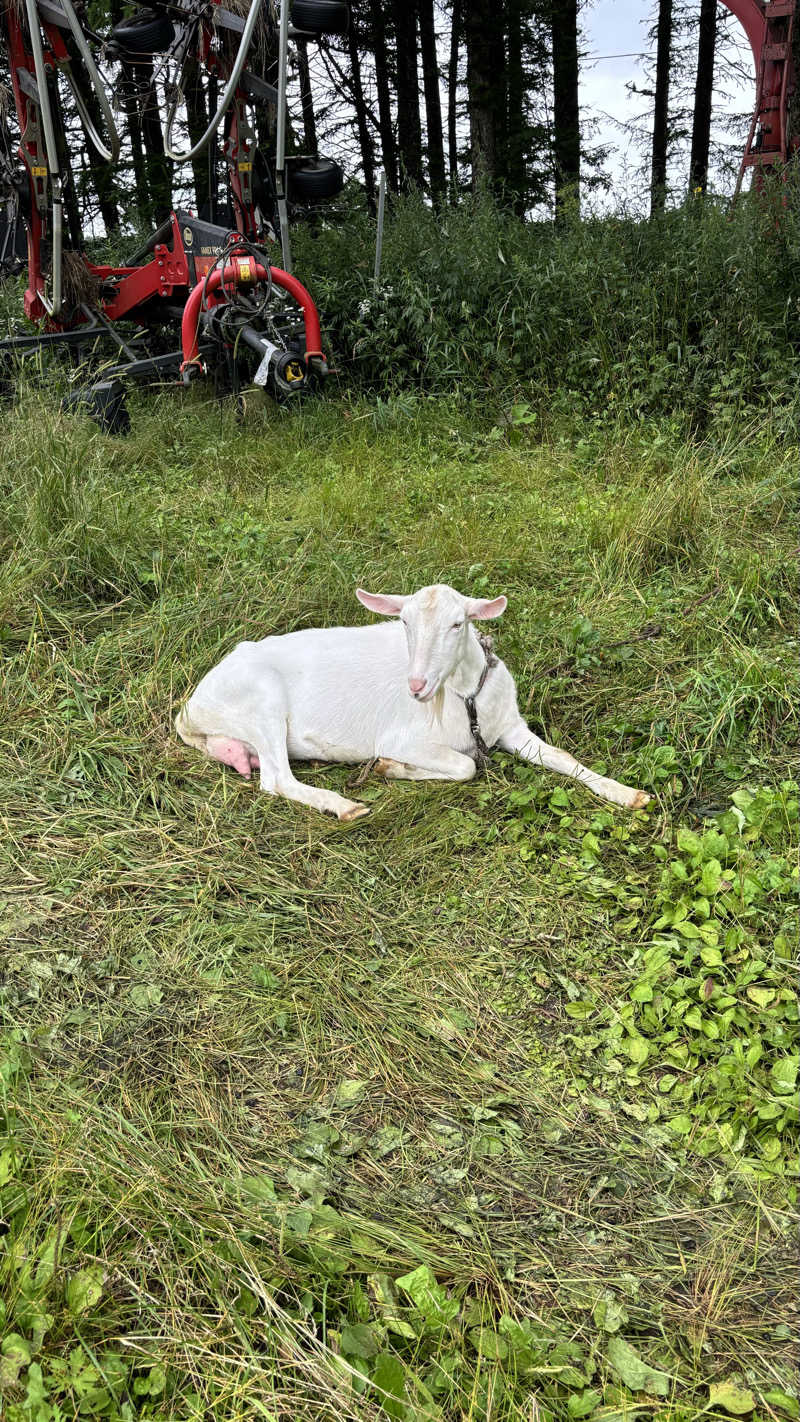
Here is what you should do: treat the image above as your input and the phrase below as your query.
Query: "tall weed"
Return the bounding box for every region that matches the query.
[294,189,800,430]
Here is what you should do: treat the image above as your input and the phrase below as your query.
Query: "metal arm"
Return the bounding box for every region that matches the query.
[275,0,292,271]
[719,0,766,68]
[164,0,265,162]
[24,0,62,314]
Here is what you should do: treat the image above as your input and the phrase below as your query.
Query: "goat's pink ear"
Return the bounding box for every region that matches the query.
[356,588,408,617]
[465,595,507,621]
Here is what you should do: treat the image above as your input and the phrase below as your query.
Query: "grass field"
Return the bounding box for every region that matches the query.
[0,383,797,1421]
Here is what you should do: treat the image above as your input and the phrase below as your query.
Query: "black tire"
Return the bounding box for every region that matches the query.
[287,157,344,203]
[290,0,349,36]
[109,8,175,54]
[62,381,130,436]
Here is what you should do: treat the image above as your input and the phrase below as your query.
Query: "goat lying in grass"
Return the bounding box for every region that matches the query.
[176,584,650,821]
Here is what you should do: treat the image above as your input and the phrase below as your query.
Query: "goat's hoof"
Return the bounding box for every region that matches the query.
[630,789,651,810]
[339,801,370,822]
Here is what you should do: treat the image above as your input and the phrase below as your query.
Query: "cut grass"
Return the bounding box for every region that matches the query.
[0,386,797,1421]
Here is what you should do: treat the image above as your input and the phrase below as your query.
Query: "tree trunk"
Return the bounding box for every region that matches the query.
[47,72,83,246]
[296,38,318,154]
[448,0,462,195]
[551,0,580,219]
[207,71,222,222]
[183,59,210,213]
[789,6,800,152]
[650,0,673,214]
[688,0,716,194]
[393,0,424,189]
[368,0,399,192]
[120,60,152,221]
[506,0,527,214]
[63,46,121,233]
[106,0,149,222]
[418,0,446,202]
[138,55,173,221]
[464,0,506,194]
[347,13,377,208]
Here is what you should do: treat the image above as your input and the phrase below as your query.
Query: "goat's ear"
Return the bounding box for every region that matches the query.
[356,589,408,617]
[465,595,507,621]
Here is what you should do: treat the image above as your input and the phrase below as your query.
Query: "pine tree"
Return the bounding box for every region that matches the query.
[551,0,580,217]
[689,0,717,192]
[650,0,674,212]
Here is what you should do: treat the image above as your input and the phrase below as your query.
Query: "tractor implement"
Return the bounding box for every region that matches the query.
[0,0,347,424]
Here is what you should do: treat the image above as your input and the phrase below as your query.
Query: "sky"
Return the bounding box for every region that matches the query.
[579,0,757,206]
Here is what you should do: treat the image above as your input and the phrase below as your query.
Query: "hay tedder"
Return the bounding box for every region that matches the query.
[0,0,349,426]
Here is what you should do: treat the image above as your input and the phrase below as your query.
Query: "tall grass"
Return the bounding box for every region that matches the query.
[0,200,797,1421]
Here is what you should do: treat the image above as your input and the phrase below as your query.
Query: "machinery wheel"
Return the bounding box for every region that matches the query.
[287,157,344,203]
[290,0,349,36]
[62,380,130,435]
[108,8,175,54]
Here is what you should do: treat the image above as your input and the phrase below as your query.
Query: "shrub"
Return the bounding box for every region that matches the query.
[294,187,800,430]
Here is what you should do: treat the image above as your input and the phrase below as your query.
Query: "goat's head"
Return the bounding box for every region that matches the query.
[356,583,506,702]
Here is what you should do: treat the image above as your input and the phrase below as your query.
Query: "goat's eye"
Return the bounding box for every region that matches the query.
[451,621,462,630]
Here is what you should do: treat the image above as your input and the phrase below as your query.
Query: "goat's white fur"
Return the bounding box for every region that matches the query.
[175,583,650,820]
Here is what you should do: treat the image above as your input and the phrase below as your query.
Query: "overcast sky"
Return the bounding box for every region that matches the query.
[578,0,756,206]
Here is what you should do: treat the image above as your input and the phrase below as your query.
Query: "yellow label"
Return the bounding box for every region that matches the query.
[31,165,48,177]
[238,162,252,172]
[236,258,254,283]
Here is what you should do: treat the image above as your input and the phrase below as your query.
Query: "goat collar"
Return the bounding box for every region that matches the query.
[454,631,498,768]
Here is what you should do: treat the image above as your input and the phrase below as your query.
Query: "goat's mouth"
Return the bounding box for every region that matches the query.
[414,683,440,703]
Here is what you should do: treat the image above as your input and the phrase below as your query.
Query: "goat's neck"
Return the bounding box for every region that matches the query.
[446,627,490,698]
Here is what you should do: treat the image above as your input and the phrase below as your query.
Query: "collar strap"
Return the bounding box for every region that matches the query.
[456,632,498,768]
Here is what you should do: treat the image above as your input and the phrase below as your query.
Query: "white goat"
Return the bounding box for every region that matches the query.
[175,584,650,821]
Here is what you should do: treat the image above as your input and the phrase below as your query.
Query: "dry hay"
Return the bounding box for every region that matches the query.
[61,249,102,310]
[213,0,275,74]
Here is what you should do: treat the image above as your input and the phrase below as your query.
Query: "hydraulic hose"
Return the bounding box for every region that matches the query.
[164,0,265,162]
[180,259,323,371]
[59,0,120,162]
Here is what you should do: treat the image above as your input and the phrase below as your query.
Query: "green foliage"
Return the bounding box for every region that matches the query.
[293,191,800,431]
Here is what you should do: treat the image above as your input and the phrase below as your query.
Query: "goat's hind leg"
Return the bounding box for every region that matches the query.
[499,720,649,809]
[236,703,368,822]
[179,687,368,821]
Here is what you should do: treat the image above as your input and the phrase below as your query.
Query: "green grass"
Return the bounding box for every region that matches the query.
[0,384,797,1421]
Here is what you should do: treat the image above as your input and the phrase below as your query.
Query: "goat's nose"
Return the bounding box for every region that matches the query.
[408,677,426,696]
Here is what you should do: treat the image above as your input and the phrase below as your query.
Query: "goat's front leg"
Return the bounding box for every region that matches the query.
[374,747,477,782]
[498,720,650,809]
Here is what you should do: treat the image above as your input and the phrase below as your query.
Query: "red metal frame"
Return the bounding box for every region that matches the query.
[721,0,797,193]
[1,0,300,349]
[6,3,51,321]
[180,259,324,370]
[721,0,767,65]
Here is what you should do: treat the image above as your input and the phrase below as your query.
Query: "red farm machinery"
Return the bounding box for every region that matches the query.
[723,0,798,194]
[0,0,797,429]
[0,0,348,426]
